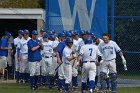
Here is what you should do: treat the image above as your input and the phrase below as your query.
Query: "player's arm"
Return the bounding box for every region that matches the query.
[56,52,62,64]
[114,42,127,70]
[77,46,84,65]
[66,52,76,61]
[0,39,12,50]
[114,42,126,64]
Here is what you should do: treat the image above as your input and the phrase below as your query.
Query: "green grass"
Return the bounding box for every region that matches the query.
[0,83,58,93]
[118,71,140,80]
[0,83,140,93]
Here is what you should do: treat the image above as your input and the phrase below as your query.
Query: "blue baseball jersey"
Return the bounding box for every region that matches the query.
[27,39,42,62]
[56,41,66,60]
[0,38,9,57]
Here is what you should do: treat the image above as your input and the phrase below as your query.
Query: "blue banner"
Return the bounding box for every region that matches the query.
[46,0,108,38]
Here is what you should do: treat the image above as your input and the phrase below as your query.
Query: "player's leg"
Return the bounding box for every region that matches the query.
[15,54,20,83]
[72,67,78,89]
[52,56,58,86]
[48,57,54,89]
[29,62,36,90]
[19,55,24,83]
[64,63,72,93]
[40,58,47,86]
[95,65,100,89]
[58,64,65,92]
[89,63,96,93]
[100,61,108,92]
[106,69,111,90]
[21,55,28,83]
[34,62,41,89]
[109,60,117,93]
[24,56,30,83]
[81,64,88,93]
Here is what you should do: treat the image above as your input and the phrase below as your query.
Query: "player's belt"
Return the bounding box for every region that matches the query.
[43,55,52,58]
[104,58,115,61]
[83,61,95,63]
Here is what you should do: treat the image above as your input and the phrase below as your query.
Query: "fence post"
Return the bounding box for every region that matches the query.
[111,0,115,40]
[45,0,49,32]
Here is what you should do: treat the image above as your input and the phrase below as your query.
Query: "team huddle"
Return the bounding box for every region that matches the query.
[0,29,127,93]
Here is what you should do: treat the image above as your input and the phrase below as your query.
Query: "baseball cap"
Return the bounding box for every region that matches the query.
[40,28,45,32]
[43,33,49,38]
[32,30,38,35]
[18,30,24,34]
[6,32,12,37]
[24,29,29,34]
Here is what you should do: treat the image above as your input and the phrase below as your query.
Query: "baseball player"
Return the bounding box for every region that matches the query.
[17,29,31,83]
[71,30,82,89]
[14,30,24,82]
[62,37,76,93]
[0,32,12,78]
[98,33,127,93]
[50,35,59,85]
[37,28,46,86]
[41,33,54,88]
[94,37,111,91]
[27,30,44,90]
[56,32,66,92]
[38,28,46,40]
[77,37,102,93]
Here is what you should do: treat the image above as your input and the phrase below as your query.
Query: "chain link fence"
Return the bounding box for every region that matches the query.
[108,0,140,88]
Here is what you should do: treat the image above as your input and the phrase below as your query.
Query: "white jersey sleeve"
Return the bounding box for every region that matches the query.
[113,42,121,52]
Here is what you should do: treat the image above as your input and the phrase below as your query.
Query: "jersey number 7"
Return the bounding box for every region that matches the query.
[89,48,93,56]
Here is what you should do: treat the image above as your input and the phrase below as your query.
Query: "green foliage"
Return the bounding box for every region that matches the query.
[0,0,45,8]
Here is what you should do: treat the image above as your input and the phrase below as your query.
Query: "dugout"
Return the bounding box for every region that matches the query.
[0,8,45,38]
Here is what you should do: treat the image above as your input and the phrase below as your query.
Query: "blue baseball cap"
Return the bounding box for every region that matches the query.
[40,28,45,32]
[18,30,24,34]
[32,30,38,35]
[58,32,66,37]
[43,33,49,38]
[24,29,29,34]
[6,32,12,37]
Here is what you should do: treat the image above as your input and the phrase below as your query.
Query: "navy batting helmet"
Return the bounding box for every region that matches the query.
[84,37,93,44]
[65,37,73,43]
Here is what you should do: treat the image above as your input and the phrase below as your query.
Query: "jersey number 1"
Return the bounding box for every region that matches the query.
[89,48,93,56]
